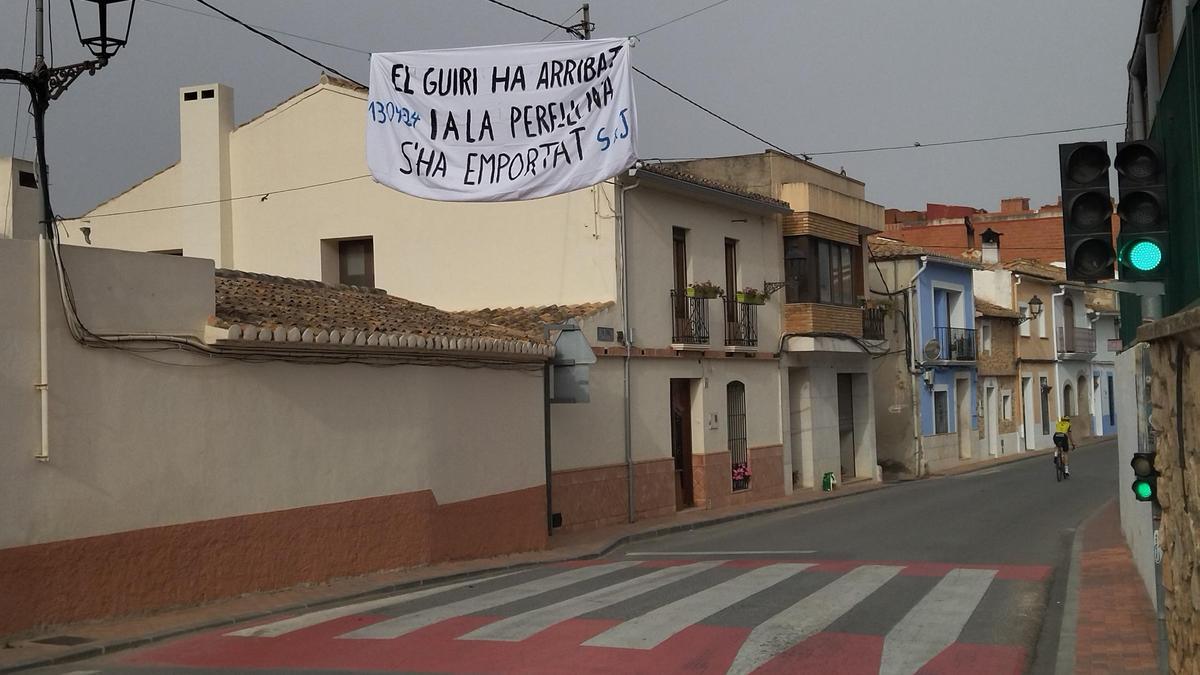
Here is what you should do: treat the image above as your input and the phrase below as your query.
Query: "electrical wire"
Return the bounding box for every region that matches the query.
[805,122,1126,157]
[146,0,369,55]
[189,0,364,86]
[540,7,581,41]
[633,0,736,38]
[79,174,371,219]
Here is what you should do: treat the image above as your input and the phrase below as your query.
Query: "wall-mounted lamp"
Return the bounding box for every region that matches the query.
[1017,294,1044,324]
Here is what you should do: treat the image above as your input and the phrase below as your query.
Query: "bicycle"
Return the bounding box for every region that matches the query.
[1053,448,1065,482]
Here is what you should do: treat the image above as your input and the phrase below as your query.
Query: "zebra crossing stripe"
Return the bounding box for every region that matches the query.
[726,564,903,675]
[337,561,639,639]
[226,572,518,638]
[582,563,813,650]
[878,568,998,675]
[460,560,725,642]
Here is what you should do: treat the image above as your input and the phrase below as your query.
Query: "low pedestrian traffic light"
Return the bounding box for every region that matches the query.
[1115,141,1170,281]
[1130,452,1158,503]
[1059,142,1115,282]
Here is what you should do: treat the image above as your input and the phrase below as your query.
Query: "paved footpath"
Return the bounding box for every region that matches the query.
[1072,500,1160,674]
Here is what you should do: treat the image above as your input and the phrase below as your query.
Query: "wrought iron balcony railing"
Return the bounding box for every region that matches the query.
[933,326,976,361]
[723,299,758,347]
[671,290,710,345]
[863,306,886,340]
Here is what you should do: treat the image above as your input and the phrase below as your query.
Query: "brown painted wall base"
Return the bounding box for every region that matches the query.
[0,486,545,638]
[692,445,786,510]
[551,459,676,533]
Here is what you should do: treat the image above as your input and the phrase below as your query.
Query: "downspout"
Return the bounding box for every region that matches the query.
[1014,274,1027,450]
[617,173,641,523]
[1052,285,1067,421]
[908,256,929,476]
[35,235,49,462]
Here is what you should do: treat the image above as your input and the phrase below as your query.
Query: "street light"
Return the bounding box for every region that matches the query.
[0,0,136,238]
[1017,295,1044,324]
[71,0,136,62]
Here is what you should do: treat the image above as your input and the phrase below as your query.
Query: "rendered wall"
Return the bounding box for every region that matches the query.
[0,240,546,635]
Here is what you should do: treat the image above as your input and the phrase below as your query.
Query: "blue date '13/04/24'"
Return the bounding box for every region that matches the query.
[367,100,421,127]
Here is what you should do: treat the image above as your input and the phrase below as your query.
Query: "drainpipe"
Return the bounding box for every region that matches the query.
[35,234,49,462]
[1051,285,1067,426]
[908,256,929,476]
[617,172,641,523]
[1014,274,1027,450]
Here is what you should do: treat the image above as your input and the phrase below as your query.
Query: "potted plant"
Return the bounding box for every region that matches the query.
[686,281,724,299]
[732,462,752,490]
[736,287,767,305]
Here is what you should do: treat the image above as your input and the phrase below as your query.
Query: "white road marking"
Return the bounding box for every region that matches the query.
[583,563,812,650]
[338,561,638,639]
[226,572,520,638]
[624,550,816,556]
[878,568,998,675]
[459,560,725,642]
[726,564,903,675]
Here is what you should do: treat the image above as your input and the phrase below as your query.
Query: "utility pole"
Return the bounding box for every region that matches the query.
[582,4,591,39]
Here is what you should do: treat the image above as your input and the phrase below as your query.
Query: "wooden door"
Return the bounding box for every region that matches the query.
[670,379,694,509]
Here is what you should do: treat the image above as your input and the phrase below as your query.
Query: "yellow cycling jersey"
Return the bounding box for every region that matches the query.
[1055,419,1071,434]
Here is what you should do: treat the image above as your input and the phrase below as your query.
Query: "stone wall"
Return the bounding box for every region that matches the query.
[1139,307,1200,673]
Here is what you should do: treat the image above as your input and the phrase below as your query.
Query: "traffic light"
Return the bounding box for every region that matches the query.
[1115,140,1169,281]
[1059,142,1115,281]
[1130,451,1158,503]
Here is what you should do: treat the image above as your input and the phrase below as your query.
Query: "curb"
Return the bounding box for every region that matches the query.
[1053,497,1112,675]
[1,440,1112,673]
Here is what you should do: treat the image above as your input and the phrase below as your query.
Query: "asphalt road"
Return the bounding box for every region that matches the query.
[37,439,1117,675]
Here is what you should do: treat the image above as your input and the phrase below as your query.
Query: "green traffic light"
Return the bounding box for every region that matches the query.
[1126,240,1163,271]
[1133,479,1154,501]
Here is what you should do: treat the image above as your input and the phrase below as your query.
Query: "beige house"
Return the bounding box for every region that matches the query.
[66,76,811,532]
[664,153,886,488]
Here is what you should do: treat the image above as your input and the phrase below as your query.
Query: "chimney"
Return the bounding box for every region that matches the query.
[179,84,234,267]
[1000,197,1030,214]
[1,156,43,240]
[980,227,1002,264]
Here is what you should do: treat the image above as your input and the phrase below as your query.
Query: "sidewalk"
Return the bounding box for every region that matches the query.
[0,443,1089,673]
[1070,499,1160,674]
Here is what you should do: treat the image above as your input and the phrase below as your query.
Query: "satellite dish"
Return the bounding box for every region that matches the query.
[923,339,942,361]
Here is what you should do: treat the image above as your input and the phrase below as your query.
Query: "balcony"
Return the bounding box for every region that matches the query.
[670,290,710,346]
[932,326,976,361]
[1057,326,1096,355]
[723,299,758,348]
[863,306,886,340]
[783,304,863,338]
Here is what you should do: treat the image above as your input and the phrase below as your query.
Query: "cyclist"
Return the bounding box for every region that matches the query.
[1053,416,1074,477]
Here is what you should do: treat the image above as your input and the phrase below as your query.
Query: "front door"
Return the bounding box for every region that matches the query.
[1022,376,1035,451]
[986,384,999,456]
[670,379,694,510]
[837,374,855,479]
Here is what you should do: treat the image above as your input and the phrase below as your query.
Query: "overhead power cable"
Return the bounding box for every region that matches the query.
[540,7,582,41]
[805,122,1126,157]
[633,0,736,38]
[80,174,371,219]
[189,0,364,86]
[147,0,369,55]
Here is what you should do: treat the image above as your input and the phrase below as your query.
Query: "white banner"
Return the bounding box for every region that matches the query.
[367,39,637,202]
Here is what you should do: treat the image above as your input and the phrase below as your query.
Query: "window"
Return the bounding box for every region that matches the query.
[784,236,858,306]
[980,322,992,354]
[1002,392,1013,420]
[725,238,738,322]
[727,382,749,491]
[673,227,688,293]
[1040,377,1051,435]
[1063,383,1075,417]
[338,238,374,287]
[934,389,950,434]
[17,170,37,188]
[1019,304,1031,337]
[783,236,808,303]
[1037,307,1047,339]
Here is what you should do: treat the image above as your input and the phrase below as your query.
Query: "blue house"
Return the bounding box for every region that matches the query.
[868,240,981,475]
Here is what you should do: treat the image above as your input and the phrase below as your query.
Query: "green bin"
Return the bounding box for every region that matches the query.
[822,471,837,492]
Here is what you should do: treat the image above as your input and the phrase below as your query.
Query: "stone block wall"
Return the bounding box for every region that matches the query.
[1141,308,1200,673]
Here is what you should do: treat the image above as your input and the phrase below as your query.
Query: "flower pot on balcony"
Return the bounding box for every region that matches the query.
[736,291,766,305]
[686,284,722,299]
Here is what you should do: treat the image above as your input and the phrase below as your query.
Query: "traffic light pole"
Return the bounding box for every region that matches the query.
[1095,280,1164,322]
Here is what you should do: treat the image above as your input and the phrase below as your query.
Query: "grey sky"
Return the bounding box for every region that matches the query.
[0,0,1140,217]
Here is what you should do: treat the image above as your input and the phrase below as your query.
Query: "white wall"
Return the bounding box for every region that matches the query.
[1,156,43,241]
[786,351,876,487]
[1117,344,1157,608]
[972,268,1013,308]
[0,239,545,548]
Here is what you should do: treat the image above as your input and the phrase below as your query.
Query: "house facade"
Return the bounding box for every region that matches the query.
[868,239,979,474]
[974,300,1023,457]
[665,152,885,488]
[64,77,801,534]
[1087,289,1121,437]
